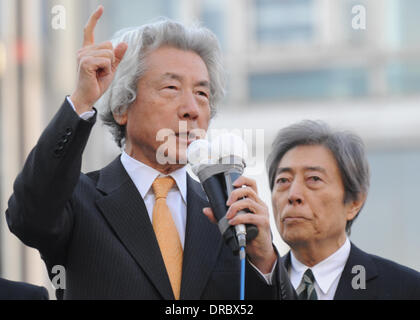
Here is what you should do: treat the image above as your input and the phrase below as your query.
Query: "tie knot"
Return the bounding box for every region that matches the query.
[303,268,315,285]
[152,176,175,199]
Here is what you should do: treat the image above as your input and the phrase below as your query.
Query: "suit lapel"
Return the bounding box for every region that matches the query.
[180,175,222,299]
[95,156,174,300]
[282,252,292,271]
[334,242,379,300]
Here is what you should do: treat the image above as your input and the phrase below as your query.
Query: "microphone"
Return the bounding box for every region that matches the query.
[187,133,258,256]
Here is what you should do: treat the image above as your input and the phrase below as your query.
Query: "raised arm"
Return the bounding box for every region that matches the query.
[5,6,126,262]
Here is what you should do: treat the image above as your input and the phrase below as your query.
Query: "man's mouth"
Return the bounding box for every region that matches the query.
[282,214,310,223]
[174,132,194,145]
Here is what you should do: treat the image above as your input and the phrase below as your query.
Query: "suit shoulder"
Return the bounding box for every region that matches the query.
[85,170,100,183]
[369,253,420,280]
[369,254,420,277]
[351,244,420,281]
[70,171,99,195]
[0,278,49,300]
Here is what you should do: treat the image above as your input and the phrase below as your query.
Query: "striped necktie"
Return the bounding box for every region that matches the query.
[152,176,183,300]
[297,269,318,300]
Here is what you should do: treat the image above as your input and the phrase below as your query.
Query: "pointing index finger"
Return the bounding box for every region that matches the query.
[83,5,104,47]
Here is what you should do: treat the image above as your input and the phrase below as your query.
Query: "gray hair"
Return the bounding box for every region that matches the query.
[97,18,226,147]
[266,120,370,235]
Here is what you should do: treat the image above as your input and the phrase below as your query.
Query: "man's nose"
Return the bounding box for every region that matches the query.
[288,180,304,205]
[179,91,199,120]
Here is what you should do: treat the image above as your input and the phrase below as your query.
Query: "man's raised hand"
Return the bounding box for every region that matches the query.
[70,6,128,114]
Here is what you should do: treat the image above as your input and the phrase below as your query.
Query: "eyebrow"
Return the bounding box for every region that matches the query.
[161,72,182,82]
[160,72,210,89]
[276,167,293,176]
[276,166,327,175]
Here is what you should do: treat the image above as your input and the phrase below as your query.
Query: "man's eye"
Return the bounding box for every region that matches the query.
[166,86,177,90]
[309,176,321,182]
[197,91,209,99]
[276,177,289,184]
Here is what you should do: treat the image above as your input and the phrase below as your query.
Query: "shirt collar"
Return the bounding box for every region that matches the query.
[290,237,351,295]
[120,151,187,203]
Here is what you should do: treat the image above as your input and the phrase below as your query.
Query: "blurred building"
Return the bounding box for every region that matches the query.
[0,0,419,298]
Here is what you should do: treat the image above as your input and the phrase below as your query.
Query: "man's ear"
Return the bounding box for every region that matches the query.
[113,111,128,126]
[347,194,367,221]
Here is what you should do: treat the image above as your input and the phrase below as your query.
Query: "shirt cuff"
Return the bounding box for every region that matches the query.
[66,96,96,120]
[247,257,277,285]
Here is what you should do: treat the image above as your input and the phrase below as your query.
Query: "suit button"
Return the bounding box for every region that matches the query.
[65,128,73,136]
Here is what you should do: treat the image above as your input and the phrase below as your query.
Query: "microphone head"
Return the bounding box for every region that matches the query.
[211,133,248,165]
[187,139,211,174]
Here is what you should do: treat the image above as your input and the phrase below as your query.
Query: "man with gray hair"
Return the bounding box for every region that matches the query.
[267,120,420,299]
[6,6,295,299]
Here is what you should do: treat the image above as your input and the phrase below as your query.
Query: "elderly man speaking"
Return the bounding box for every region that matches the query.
[267,120,420,300]
[5,6,295,300]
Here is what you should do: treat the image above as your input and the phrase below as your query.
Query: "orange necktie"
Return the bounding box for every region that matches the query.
[152,176,183,300]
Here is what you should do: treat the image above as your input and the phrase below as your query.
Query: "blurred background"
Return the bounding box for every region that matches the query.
[0,0,419,298]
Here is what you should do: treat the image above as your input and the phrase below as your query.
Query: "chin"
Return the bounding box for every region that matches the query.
[175,153,188,166]
[281,227,311,247]
[176,146,188,164]
[155,144,188,166]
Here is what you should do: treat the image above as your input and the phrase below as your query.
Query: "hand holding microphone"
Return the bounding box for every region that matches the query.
[187,134,277,274]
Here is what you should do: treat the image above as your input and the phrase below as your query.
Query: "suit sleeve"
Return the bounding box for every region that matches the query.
[5,97,96,262]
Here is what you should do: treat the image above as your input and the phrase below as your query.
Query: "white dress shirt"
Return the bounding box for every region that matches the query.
[289,237,351,300]
[120,151,187,248]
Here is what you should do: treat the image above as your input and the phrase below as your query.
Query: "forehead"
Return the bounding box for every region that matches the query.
[144,45,210,81]
[277,144,341,175]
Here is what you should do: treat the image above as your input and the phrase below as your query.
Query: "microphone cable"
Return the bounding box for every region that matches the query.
[237,228,247,300]
[239,246,246,300]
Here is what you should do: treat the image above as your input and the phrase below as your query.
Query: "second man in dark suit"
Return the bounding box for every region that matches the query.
[267,120,420,300]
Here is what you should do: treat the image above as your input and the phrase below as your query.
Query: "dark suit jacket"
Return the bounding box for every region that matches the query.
[6,98,295,300]
[0,278,49,300]
[282,242,420,300]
